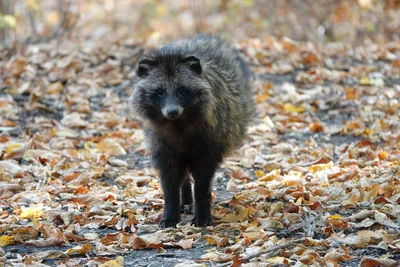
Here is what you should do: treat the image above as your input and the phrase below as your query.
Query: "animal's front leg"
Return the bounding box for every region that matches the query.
[190,157,220,227]
[157,159,185,228]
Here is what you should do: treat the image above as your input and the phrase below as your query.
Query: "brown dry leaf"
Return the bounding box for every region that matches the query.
[97,138,127,156]
[23,149,61,161]
[217,207,254,223]
[24,238,65,247]
[359,257,399,267]
[47,82,63,94]
[64,232,87,242]
[100,232,130,246]
[6,57,28,77]
[258,218,285,230]
[309,122,325,133]
[0,183,24,192]
[61,113,89,128]
[230,257,244,267]
[171,238,194,249]
[345,87,361,100]
[205,235,229,247]
[324,248,352,263]
[72,195,105,207]
[39,223,69,244]
[200,251,235,262]
[10,227,39,241]
[257,169,281,182]
[131,232,170,250]
[35,250,69,260]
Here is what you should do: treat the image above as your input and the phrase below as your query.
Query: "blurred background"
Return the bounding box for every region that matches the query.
[0,0,399,48]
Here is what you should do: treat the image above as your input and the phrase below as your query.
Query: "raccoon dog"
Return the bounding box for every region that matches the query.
[130,35,254,228]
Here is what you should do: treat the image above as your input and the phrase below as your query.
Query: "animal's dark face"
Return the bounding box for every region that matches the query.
[130,54,212,124]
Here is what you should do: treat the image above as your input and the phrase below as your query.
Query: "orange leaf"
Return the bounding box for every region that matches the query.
[309,122,324,133]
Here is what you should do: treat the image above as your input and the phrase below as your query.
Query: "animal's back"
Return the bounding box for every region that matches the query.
[185,35,254,153]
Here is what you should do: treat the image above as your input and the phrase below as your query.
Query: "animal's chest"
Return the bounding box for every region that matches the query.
[167,131,208,157]
[149,124,211,159]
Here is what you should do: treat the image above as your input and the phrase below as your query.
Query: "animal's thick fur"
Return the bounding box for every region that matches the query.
[130,35,254,228]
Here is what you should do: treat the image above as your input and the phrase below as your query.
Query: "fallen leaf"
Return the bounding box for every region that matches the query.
[97,138,127,156]
[20,204,44,219]
[65,242,92,255]
[359,257,399,267]
[0,235,14,247]
[99,256,124,267]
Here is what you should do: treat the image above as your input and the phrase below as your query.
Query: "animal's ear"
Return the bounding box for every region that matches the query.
[181,55,201,74]
[137,58,156,78]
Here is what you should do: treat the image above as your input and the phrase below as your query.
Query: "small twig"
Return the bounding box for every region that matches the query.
[243,238,305,262]
[217,250,282,267]
[217,237,306,267]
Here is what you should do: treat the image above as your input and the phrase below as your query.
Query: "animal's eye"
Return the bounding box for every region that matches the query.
[178,87,190,97]
[156,88,166,97]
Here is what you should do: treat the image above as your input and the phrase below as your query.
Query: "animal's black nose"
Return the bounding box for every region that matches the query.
[167,107,179,118]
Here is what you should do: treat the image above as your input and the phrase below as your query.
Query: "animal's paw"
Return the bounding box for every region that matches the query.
[159,220,179,228]
[180,204,193,214]
[191,216,212,227]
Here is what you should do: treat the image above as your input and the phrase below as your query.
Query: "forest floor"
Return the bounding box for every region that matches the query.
[0,37,399,267]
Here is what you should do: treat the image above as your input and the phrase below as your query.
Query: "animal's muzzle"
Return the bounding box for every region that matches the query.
[162,105,183,120]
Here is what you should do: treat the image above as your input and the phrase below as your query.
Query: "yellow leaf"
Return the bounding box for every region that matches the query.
[6,143,21,155]
[99,256,124,267]
[205,235,229,247]
[255,170,265,178]
[65,242,92,255]
[282,103,306,113]
[258,169,281,182]
[363,128,373,136]
[329,214,344,220]
[20,204,44,219]
[308,162,333,173]
[0,235,14,247]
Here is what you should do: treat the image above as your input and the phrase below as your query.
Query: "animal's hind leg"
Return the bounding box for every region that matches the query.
[180,173,193,214]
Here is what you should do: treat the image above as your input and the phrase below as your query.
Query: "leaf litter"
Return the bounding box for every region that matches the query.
[0,36,399,266]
